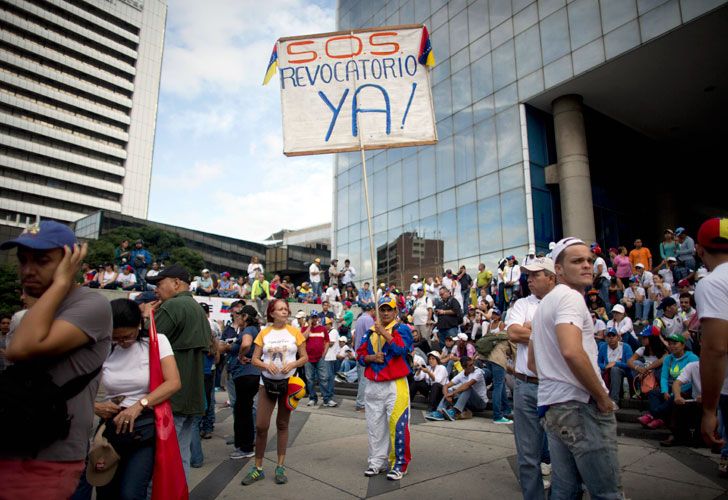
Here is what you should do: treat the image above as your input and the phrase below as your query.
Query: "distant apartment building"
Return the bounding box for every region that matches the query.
[0,0,167,244]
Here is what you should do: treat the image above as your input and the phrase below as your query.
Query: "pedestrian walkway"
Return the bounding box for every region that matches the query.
[188,393,728,499]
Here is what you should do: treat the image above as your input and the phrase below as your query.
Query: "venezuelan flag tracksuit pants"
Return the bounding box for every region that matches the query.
[365,377,411,472]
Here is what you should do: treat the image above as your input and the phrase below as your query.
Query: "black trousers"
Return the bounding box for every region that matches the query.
[233,375,260,452]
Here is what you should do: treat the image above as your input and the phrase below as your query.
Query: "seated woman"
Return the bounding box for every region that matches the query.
[422,351,449,418]
[116,265,138,291]
[485,308,506,334]
[607,304,640,352]
[92,299,181,499]
[98,263,119,290]
[586,289,608,321]
[217,272,238,298]
[628,326,667,389]
[639,333,698,430]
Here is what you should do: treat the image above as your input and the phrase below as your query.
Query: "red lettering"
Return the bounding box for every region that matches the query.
[325,35,363,59]
[287,41,316,64]
[369,32,399,55]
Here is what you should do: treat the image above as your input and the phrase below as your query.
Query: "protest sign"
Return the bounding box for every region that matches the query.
[274,25,437,156]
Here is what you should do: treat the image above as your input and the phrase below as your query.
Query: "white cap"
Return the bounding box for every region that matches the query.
[427,351,441,360]
[338,336,348,342]
[295,311,306,319]
[612,304,625,314]
[201,268,210,273]
[520,257,555,274]
[413,275,419,279]
[667,257,677,262]
[635,263,645,269]
[551,237,586,263]
[457,332,468,341]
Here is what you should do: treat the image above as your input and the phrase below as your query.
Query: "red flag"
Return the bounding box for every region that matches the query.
[149,311,189,500]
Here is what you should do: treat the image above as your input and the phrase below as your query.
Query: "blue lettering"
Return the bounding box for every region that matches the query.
[401,83,417,129]
[382,58,396,79]
[370,58,383,79]
[318,89,349,142]
[351,84,391,137]
[320,64,333,84]
[304,65,320,86]
[279,67,296,89]
[404,55,417,76]
[294,66,305,87]
[345,60,359,81]
[333,62,344,82]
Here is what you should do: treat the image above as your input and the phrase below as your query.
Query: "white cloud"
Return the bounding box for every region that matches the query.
[150,0,336,242]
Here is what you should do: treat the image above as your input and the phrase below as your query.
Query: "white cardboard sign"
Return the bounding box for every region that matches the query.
[277,25,437,156]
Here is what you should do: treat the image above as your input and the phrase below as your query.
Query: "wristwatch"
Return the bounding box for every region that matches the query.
[139,398,150,409]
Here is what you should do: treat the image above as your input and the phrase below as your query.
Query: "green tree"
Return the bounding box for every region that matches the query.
[85,226,205,276]
[0,262,22,316]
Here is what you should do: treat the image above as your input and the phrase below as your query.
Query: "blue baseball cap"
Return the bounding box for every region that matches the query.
[378,295,397,309]
[0,221,77,251]
[606,327,619,336]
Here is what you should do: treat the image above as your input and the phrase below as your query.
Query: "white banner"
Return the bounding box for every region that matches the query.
[277,25,437,156]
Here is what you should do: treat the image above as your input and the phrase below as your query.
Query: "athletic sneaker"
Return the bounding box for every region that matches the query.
[425,410,445,421]
[274,465,288,484]
[638,413,654,427]
[647,418,665,429]
[307,400,317,407]
[540,462,551,476]
[386,467,407,481]
[241,466,265,485]
[493,417,513,424]
[443,408,457,421]
[230,448,255,459]
[323,400,338,407]
[364,466,386,477]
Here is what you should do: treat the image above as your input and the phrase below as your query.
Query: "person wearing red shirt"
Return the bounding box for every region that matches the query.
[357,296,413,481]
[302,313,334,407]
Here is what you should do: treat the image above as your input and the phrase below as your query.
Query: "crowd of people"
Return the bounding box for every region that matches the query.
[1,218,727,500]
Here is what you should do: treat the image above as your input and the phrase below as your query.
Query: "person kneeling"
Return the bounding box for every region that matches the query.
[426,356,489,422]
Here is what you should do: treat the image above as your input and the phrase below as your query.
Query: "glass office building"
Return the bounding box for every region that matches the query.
[0,0,167,233]
[334,0,727,284]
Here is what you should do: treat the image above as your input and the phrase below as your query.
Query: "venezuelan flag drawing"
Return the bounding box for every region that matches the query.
[262,43,278,85]
[418,26,435,68]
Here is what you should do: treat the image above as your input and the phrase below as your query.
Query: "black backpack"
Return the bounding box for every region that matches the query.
[0,363,101,457]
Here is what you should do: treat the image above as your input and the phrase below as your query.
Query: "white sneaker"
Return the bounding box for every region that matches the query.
[307,400,317,407]
[323,400,338,407]
[364,466,386,477]
[541,462,551,476]
[543,478,551,489]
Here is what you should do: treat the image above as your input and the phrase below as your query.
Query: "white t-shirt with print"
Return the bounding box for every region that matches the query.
[255,326,305,380]
[309,263,321,283]
[426,364,449,386]
[594,257,610,279]
[606,343,624,364]
[606,317,633,336]
[654,314,682,337]
[533,284,606,406]
[695,262,728,395]
[505,294,541,377]
[117,272,136,287]
[102,334,174,407]
[451,368,489,403]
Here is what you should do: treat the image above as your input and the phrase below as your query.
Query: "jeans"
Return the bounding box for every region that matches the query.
[233,375,259,452]
[355,363,367,409]
[174,414,196,479]
[190,416,203,467]
[605,366,629,403]
[200,373,215,433]
[341,359,357,373]
[543,401,623,499]
[648,389,674,419]
[437,384,488,413]
[255,297,269,317]
[597,278,612,315]
[96,441,154,500]
[305,358,332,403]
[312,281,322,298]
[485,361,512,420]
[513,379,545,500]
[325,360,337,401]
[635,300,653,321]
[437,327,459,349]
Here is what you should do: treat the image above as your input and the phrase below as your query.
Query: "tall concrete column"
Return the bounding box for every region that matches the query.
[552,94,596,243]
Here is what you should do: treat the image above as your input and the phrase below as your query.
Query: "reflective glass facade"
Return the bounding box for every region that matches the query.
[334,0,727,283]
[0,0,166,230]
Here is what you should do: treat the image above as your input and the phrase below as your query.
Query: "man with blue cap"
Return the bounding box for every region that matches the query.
[0,221,112,499]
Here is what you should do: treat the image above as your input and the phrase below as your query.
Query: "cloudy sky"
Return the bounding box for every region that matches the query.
[149,0,337,242]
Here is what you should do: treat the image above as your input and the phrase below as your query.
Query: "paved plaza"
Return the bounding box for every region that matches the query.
[187,393,728,499]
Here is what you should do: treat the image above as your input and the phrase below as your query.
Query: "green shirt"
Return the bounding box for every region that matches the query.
[477,269,493,288]
[343,310,354,328]
[154,291,210,416]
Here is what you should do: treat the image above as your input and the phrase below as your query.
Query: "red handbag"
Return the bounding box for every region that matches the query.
[149,311,189,500]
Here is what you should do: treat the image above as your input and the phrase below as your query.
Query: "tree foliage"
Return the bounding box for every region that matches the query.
[85,226,205,276]
[0,262,22,316]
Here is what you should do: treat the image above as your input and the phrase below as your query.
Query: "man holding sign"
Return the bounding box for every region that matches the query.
[356,296,413,480]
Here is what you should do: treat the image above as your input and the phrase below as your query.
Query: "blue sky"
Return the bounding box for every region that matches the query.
[149,0,337,242]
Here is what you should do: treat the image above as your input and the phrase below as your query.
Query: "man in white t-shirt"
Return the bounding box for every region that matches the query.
[694,218,728,476]
[326,282,343,317]
[309,257,322,298]
[341,259,357,288]
[323,325,341,401]
[591,244,612,314]
[529,237,622,498]
[412,286,433,341]
[432,356,488,420]
[507,257,557,499]
[410,275,422,296]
